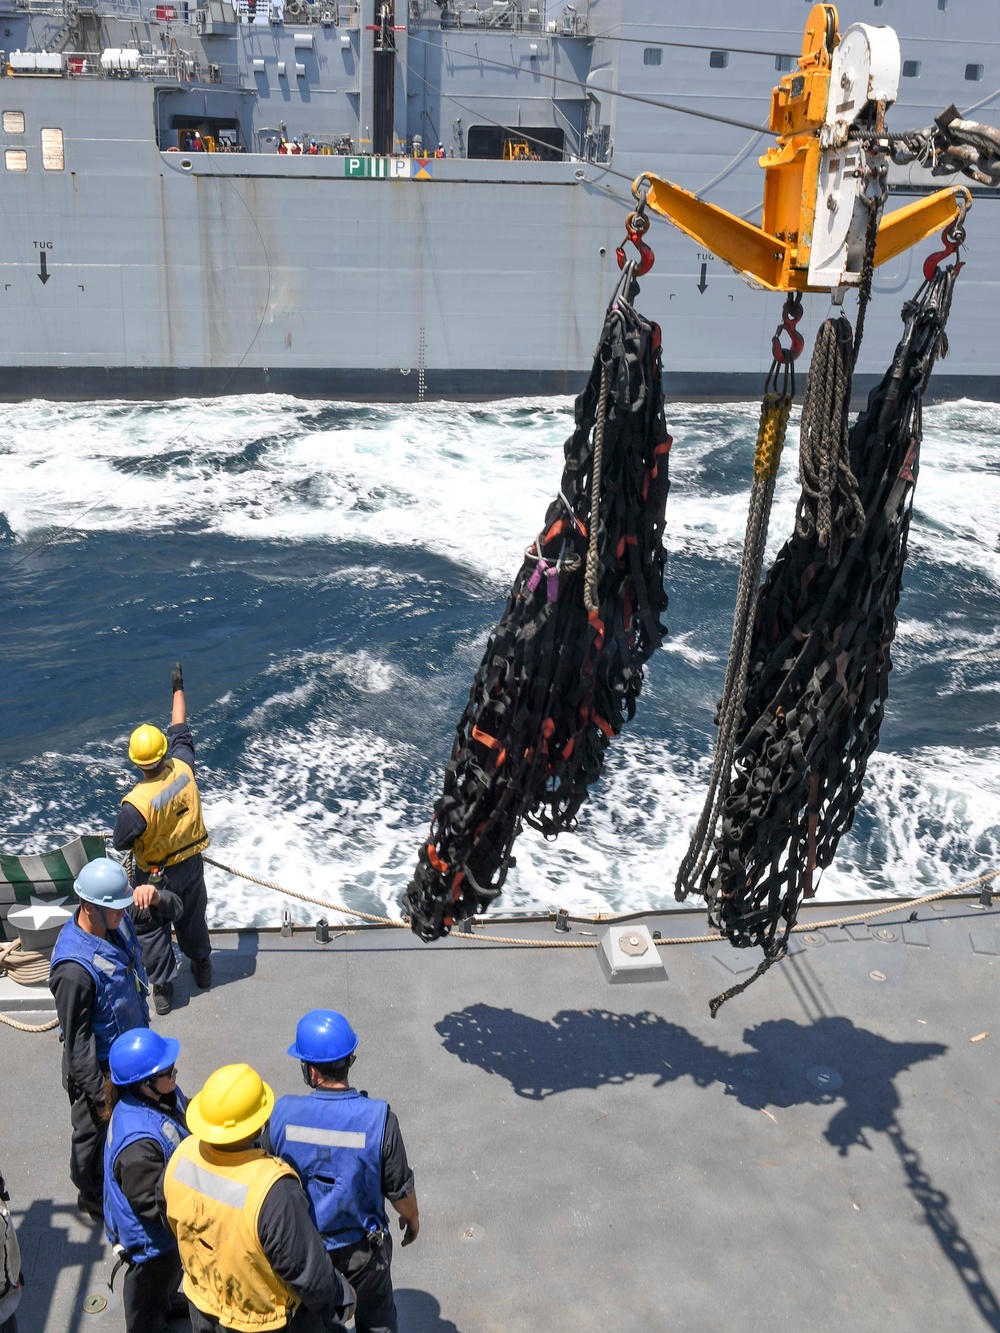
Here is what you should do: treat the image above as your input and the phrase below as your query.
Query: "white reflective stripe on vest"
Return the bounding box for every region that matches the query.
[284,1125,366,1150]
[149,771,191,811]
[171,1154,250,1210]
[161,1120,183,1149]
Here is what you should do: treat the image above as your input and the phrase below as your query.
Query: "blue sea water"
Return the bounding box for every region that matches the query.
[2,394,999,928]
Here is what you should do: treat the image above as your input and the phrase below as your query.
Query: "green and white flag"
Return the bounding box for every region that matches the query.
[0,835,106,939]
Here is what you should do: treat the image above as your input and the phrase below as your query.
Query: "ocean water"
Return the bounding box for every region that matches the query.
[2,393,999,929]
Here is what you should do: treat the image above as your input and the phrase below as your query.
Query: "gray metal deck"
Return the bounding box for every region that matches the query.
[2,897,999,1332]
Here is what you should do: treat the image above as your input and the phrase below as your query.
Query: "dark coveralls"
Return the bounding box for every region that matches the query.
[49,910,160,1207]
[113,722,212,981]
[156,1172,355,1333]
[264,1095,414,1333]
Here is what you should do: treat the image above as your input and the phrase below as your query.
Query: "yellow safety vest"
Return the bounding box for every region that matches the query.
[122,757,209,871]
[162,1137,301,1332]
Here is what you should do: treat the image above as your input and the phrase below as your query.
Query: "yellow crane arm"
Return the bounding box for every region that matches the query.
[636,4,972,294]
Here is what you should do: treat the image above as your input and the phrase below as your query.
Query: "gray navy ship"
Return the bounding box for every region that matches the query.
[0,0,997,401]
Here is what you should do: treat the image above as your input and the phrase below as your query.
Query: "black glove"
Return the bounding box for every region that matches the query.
[171,662,184,694]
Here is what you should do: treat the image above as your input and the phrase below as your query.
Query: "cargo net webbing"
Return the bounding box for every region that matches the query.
[683,262,960,957]
[403,293,671,942]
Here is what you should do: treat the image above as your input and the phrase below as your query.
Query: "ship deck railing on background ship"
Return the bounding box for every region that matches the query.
[408,0,587,36]
[0,0,359,24]
[1,42,221,82]
[234,0,358,26]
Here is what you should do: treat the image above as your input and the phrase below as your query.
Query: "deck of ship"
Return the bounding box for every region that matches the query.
[2,896,999,1332]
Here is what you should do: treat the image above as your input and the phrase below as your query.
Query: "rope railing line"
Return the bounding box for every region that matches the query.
[0,1013,59,1033]
[202,855,998,948]
[1,861,995,1032]
[202,856,406,927]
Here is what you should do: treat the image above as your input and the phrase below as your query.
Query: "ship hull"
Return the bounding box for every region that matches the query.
[0,1,997,399]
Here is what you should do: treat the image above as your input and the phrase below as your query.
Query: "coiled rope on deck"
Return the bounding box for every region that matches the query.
[0,940,60,1032]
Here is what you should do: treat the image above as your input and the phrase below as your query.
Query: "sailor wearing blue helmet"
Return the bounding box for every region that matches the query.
[266,1010,420,1333]
[104,1029,188,1332]
[49,858,150,1218]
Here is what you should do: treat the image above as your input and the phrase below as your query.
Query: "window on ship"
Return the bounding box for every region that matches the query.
[466,126,565,161]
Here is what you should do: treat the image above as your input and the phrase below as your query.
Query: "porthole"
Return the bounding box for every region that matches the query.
[966,64,984,82]
[643,48,662,67]
[901,60,921,78]
[709,50,729,70]
[181,158,193,169]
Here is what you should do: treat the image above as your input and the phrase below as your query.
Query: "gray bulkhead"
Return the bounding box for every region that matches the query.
[0,0,996,398]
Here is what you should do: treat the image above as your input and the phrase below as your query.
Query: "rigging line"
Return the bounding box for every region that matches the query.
[409,58,740,222]
[406,32,771,135]
[6,174,274,571]
[960,85,1000,117]
[585,31,794,60]
[406,61,639,189]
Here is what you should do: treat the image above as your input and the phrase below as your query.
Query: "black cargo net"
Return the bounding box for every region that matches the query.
[680,259,961,973]
[404,283,671,942]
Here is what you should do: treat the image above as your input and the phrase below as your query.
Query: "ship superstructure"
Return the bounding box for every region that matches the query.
[0,0,996,399]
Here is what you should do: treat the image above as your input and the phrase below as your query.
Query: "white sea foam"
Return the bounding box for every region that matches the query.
[190,727,1000,927]
[3,394,999,925]
[4,395,999,592]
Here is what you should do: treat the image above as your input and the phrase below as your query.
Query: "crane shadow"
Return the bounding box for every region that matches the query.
[435,1005,999,1329]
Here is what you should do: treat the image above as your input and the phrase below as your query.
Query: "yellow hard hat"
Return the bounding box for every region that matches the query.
[185,1063,275,1145]
[128,724,168,768]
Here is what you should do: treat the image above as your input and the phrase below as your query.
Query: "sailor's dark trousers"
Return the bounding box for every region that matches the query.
[123,1249,183,1333]
[331,1234,397,1333]
[69,1089,107,1205]
[134,853,211,982]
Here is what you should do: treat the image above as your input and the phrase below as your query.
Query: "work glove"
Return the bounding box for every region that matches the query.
[171,661,184,694]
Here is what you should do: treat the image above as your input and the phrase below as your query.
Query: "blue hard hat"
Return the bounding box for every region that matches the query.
[74,858,133,910]
[109,1028,180,1086]
[288,1009,358,1063]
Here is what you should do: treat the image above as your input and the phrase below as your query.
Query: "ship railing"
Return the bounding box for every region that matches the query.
[67,43,208,80]
[6,0,137,14]
[233,0,358,26]
[408,0,586,35]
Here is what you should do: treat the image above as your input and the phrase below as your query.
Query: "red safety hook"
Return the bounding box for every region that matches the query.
[616,211,655,277]
[771,292,805,365]
[923,220,966,282]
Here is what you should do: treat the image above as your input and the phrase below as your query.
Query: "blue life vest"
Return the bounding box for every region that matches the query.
[269,1089,388,1250]
[103,1090,189,1263]
[50,913,150,1061]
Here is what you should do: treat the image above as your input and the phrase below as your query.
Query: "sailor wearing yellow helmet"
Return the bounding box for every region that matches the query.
[161,1063,355,1333]
[112,661,212,1016]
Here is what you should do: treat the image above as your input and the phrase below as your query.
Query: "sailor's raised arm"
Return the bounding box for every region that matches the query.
[170,661,186,727]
